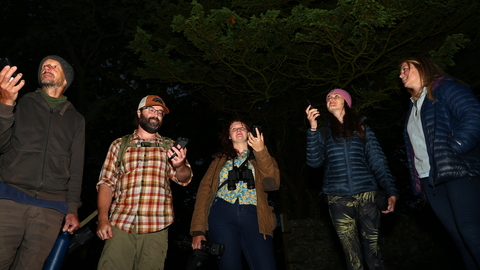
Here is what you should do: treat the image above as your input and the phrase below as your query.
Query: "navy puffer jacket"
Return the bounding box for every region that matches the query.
[306,124,398,198]
[404,77,480,196]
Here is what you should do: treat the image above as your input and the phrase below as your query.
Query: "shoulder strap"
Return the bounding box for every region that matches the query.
[122,137,173,149]
[163,137,173,150]
[238,151,254,169]
[218,178,229,191]
[114,135,132,177]
[216,151,254,191]
[113,135,173,177]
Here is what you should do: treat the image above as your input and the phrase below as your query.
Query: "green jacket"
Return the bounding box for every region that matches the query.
[190,147,280,237]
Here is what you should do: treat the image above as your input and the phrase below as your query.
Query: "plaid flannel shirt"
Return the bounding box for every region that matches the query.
[97,130,192,234]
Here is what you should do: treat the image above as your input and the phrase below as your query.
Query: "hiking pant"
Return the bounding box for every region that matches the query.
[97,226,168,270]
[0,199,64,270]
[327,191,385,270]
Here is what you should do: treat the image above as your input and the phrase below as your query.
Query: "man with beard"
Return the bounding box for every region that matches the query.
[96,95,192,270]
[0,56,85,270]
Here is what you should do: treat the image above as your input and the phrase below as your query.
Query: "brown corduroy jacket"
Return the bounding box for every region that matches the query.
[190,147,280,237]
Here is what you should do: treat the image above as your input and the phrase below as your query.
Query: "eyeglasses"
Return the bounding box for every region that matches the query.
[231,126,247,132]
[142,107,165,116]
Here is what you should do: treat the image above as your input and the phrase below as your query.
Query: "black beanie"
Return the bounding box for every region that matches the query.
[38,55,75,92]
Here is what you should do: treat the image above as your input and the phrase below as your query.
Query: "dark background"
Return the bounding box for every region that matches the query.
[1,0,479,269]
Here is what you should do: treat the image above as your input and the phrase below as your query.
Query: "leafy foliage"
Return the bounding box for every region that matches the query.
[2,0,480,268]
[130,0,480,218]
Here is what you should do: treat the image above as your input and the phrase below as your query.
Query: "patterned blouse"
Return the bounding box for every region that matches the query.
[217,150,257,205]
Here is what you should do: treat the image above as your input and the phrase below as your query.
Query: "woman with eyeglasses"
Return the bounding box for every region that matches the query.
[400,56,480,270]
[190,120,280,270]
[306,89,398,270]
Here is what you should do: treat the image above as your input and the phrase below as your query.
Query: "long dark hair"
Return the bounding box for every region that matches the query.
[399,56,449,101]
[219,119,252,159]
[327,100,366,141]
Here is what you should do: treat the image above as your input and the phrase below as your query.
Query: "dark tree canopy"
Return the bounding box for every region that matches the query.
[130,0,480,217]
[1,0,480,268]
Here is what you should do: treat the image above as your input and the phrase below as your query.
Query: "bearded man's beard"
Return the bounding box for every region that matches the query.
[40,80,61,89]
[41,82,55,88]
[139,114,162,133]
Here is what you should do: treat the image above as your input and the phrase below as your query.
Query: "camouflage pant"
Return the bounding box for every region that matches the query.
[327,191,385,270]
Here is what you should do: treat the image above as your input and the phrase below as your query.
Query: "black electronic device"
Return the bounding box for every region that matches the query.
[251,125,262,138]
[0,57,18,80]
[177,236,225,257]
[169,137,189,159]
[307,99,320,121]
[177,236,225,270]
[0,57,12,69]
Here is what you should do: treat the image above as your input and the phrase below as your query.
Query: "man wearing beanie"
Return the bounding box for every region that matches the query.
[96,95,192,270]
[0,56,85,270]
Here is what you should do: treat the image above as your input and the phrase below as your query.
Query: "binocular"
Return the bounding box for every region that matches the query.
[227,165,255,190]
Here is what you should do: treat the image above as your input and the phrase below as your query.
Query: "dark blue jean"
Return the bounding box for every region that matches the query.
[207,197,276,270]
[422,177,480,270]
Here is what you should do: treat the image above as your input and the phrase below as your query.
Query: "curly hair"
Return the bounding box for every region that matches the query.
[219,119,252,159]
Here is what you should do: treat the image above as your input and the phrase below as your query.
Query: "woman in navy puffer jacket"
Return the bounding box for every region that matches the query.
[400,56,480,270]
[306,89,398,270]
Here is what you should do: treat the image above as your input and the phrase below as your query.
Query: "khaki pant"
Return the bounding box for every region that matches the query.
[97,226,168,270]
[0,199,64,270]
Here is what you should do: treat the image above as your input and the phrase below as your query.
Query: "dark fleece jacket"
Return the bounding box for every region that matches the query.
[0,90,85,215]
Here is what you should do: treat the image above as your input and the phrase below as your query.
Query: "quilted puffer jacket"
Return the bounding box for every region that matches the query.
[306,124,398,198]
[404,77,480,196]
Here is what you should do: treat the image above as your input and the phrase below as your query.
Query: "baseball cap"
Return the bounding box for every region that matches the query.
[138,95,170,114]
